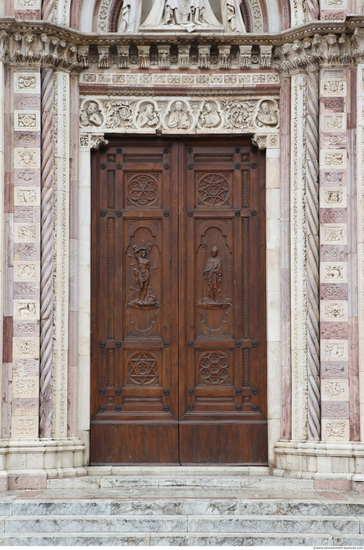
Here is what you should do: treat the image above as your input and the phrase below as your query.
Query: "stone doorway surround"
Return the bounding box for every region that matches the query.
[2,11,364,489]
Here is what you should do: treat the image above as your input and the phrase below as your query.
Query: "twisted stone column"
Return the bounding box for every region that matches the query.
[40,68,54,438]
[42,0,54,21]
[306,70,321,440]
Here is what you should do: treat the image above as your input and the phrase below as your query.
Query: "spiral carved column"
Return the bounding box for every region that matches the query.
[40,68,54,438]
[306,70,321,440]
[42,0,54,21]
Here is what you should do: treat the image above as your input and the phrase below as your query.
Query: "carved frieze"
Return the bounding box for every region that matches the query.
[79,96,280,136]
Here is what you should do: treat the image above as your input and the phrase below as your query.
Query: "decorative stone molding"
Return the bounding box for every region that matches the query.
[1,20,364,74]
[79,96,279,136]
[0,438,86,490]
[274,440,364,481]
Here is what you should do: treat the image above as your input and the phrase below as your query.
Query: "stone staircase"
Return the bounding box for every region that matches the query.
[0,469,364,545]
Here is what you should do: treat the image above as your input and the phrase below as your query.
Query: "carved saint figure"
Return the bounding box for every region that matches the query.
[118,0,142,33]
[80,101,103,127]
[255,100,279,128]
[221,0,246,33]
[141,0,223,32]
[168,101,191,129]
[137,103,160,128]
[131,243,159,307]
[199,102,221,128]
[203,246,227,304]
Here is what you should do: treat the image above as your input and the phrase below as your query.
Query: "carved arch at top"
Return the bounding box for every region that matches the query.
[69,0,291,32]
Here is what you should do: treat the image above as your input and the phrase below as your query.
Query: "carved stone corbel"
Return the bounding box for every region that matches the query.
[198,45,211,69]
[239,45,251,69]
[219,45,231,69]
[158,45,170,69]
[252,134,267,150]
[78,45,89,69]
[260,45,272,68]
[98,46,110,69]
[90,134,109,150]
[138,46,150,69]
[178,46,190,69]
[117,45,130,69]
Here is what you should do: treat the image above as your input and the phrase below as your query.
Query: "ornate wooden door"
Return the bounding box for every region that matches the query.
[91,137,267,464]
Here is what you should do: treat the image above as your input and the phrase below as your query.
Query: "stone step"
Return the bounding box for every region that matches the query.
[47,474,314,491]
[1,515,360,534]
[0,532,364,546]
[3,499,364,517]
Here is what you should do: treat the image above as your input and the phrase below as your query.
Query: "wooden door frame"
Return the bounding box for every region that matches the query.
[78,131,281,467]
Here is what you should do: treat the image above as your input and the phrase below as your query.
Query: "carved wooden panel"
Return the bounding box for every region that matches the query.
[179,139,267,464]
[91,139,179,463]
[91,138,267,465]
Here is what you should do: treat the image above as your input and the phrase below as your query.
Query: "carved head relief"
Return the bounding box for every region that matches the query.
[255,99,279,129]
[80,100,104,128]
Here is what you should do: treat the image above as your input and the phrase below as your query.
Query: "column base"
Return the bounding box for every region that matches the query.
[0,437,87,490]
[274,440,364,490]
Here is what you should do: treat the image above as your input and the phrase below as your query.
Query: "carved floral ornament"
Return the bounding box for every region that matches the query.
[79,97,279,136]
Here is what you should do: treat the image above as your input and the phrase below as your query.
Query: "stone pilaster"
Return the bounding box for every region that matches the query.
[319,68,350,442]
[52,71,70,439]
[290,72,310,441]
[12,67,41,441]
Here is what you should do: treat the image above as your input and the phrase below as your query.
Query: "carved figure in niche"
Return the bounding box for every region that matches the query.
[136,103,160,129]
[255,100,279,128]
[199,102,221,128]
[128,243,159,308]
[201,246,230,307]
[168,101,191,129]
[118,0,142,33]
[141,0,223,32]
[220,0,246,33]
[80,101,103,127]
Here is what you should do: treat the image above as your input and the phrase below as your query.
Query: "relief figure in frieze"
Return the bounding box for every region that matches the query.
[80,101,103,127]
[255,100,279,128]
[136,103,160,128]
[168,101,191,129]
[129,243,159,308]
[199,102,221,128]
